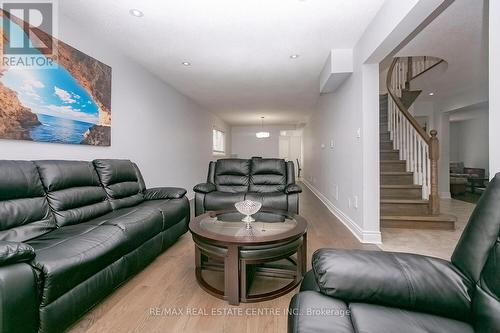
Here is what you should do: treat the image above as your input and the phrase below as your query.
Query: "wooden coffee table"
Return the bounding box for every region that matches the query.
[189,210,307,305]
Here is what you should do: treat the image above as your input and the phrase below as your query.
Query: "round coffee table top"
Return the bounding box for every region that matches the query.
[189,210,307,246]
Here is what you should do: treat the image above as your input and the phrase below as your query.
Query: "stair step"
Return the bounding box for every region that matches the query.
[380,160,406,172]
[381,215,456,230]
[380,133,391,141]
[380,150,400,160]
[401,89,422,109]
[380,141,393,150]
[381,184,422,199]
[381,172,413,185]
[380,199,429,215]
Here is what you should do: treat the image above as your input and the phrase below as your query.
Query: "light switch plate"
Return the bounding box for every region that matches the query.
[330,139,334,149]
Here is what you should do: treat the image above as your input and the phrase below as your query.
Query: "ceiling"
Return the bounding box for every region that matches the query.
[396,0,488,106]
[60,0,385,125]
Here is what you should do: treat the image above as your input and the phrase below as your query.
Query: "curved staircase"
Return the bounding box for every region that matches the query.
[380,56,456,230]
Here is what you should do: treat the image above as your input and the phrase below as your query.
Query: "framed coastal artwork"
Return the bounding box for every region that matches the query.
[0,6,111,146]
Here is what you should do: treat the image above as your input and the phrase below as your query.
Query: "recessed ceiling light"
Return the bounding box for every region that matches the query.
[290,54,300,59]
[182,62,191,66]
[429,92,435,96]
[129,9,144,17]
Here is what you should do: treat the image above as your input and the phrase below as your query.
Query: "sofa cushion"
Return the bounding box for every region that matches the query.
[86,206,163,248]
[349,303,474,333]
[288,291,353,333]
[136,197,190,230]
[27,224,127,305]
[245,192,288,211]
[93,159,145,209]
[205,191,245,211]
[214,159,250,193]
[0,160,56,242]
[35,160,112,227]
[249,158,287,193]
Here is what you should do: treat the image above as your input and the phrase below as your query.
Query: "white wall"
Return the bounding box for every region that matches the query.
[0,15,230,198]
[435,111,451,197]
[230,125,295,159]
[450,109,489,175]
[302,0,443,244]
[490,0,500,177]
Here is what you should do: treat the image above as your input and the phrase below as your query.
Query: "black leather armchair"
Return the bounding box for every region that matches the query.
[289,173,500,333]
[193,158,302,216]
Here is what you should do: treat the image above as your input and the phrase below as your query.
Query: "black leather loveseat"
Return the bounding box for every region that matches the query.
[0,159,190,333]
[193,158,302,216]
[288,174,500,333]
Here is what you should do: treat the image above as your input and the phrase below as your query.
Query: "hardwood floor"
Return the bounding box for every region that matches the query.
[380,198,474,260]
[68,184,376,333]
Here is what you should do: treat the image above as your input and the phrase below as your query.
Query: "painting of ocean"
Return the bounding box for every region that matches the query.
[30,114,95,144]
[0,11,112,146]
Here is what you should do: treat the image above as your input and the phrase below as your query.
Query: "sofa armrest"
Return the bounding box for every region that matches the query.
[0,263,39,332]
[0,241,35,267]
[312,249,474,322]
[285,184,302,194]
[144,187,187,200]
[193,183,216,194]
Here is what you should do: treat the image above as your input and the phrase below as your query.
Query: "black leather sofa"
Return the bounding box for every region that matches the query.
[288,174,500,333]
[193,158,302,216]
[0,159,190,333]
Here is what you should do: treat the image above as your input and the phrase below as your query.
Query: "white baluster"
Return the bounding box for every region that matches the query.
[426,146,431,200]
[394,110,398,150]
[402,119,406,167]
[400,118,404,160]
[418,138,423,186]
[422,144,428,199]
[397,112,401,152]
[406,120,410,167]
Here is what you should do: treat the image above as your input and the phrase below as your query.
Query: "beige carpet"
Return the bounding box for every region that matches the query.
[379,198,476,260]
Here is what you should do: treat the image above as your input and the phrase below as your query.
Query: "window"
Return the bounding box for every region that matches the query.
[213,129,225,155]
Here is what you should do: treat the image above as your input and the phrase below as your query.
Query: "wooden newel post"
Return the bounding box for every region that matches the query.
[429,130,440,215]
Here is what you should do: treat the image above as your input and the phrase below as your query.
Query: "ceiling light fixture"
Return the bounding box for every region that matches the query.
[256,117,270,139]
[429,92,435,96]
[290,54,300,59]
[182,62,191,66]
[129,9,144,17]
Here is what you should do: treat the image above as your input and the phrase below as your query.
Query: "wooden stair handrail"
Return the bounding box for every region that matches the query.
[386,56,440,215]
[409,59,445,81]
[386,58,431,144]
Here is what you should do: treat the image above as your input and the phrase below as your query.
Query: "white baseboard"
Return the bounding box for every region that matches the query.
[302,180,382,244]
